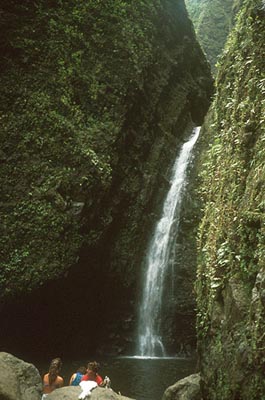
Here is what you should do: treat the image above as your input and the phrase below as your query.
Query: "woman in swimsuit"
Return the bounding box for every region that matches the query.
[42,357,64,399]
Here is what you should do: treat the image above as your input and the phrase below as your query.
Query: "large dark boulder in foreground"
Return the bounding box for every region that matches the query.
[162,373,201,400]
[47,386,134,400]
[0,352,42,400]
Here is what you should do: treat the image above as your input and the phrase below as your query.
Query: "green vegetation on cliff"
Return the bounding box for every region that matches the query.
[185,0,244,72]
[196,0,265,398]
[0,0,212,302]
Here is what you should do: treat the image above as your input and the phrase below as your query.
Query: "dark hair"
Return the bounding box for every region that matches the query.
[77,366,87,375]
[87,361,100,373]
[48,357,62,385]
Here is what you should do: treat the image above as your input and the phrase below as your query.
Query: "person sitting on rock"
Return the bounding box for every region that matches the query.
[69,365,87,386]
[42,357,64,398]
[81,361,103,386]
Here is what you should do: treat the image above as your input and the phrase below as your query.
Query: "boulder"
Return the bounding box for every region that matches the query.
[46,386,135,400]
[162,373,201,400]
[0,352,42,400]
[46,386,80,399]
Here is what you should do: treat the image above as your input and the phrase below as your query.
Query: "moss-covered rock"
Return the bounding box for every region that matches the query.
[196,0,265,398]
[0,0,212,304]
[0,0,212,356]
[185,0,245,73]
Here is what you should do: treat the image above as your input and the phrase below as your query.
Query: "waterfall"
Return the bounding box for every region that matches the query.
[137,126,200,358]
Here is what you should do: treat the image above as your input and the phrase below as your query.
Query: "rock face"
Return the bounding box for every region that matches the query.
[46,386,134,400]
[0,0,212,356]
[162,374,201,400]
[0,352,42,400]
[196,1,265,398]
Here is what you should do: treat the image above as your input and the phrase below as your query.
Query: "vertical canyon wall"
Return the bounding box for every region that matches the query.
[196,1,265,398]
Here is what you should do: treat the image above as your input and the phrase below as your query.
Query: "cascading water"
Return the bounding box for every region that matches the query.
[137,126,201,358]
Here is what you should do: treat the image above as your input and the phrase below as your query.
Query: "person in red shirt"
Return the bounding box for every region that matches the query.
[81,361,103,386]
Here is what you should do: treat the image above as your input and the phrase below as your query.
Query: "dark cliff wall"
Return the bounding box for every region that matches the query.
[196,0,265,398]
[0,0,212,357]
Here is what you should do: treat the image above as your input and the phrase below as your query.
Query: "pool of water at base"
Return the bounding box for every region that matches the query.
[37,356,197,400]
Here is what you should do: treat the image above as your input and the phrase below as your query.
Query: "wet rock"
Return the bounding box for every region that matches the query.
[0,352,42,400]
[162,373,201,400]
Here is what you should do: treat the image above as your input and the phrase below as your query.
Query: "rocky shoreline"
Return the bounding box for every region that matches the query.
[0,352,201,400]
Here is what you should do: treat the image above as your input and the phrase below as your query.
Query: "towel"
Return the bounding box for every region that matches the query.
[78,380,98,399]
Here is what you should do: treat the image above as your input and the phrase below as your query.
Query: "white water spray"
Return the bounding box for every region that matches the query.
[137,127,200,357]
